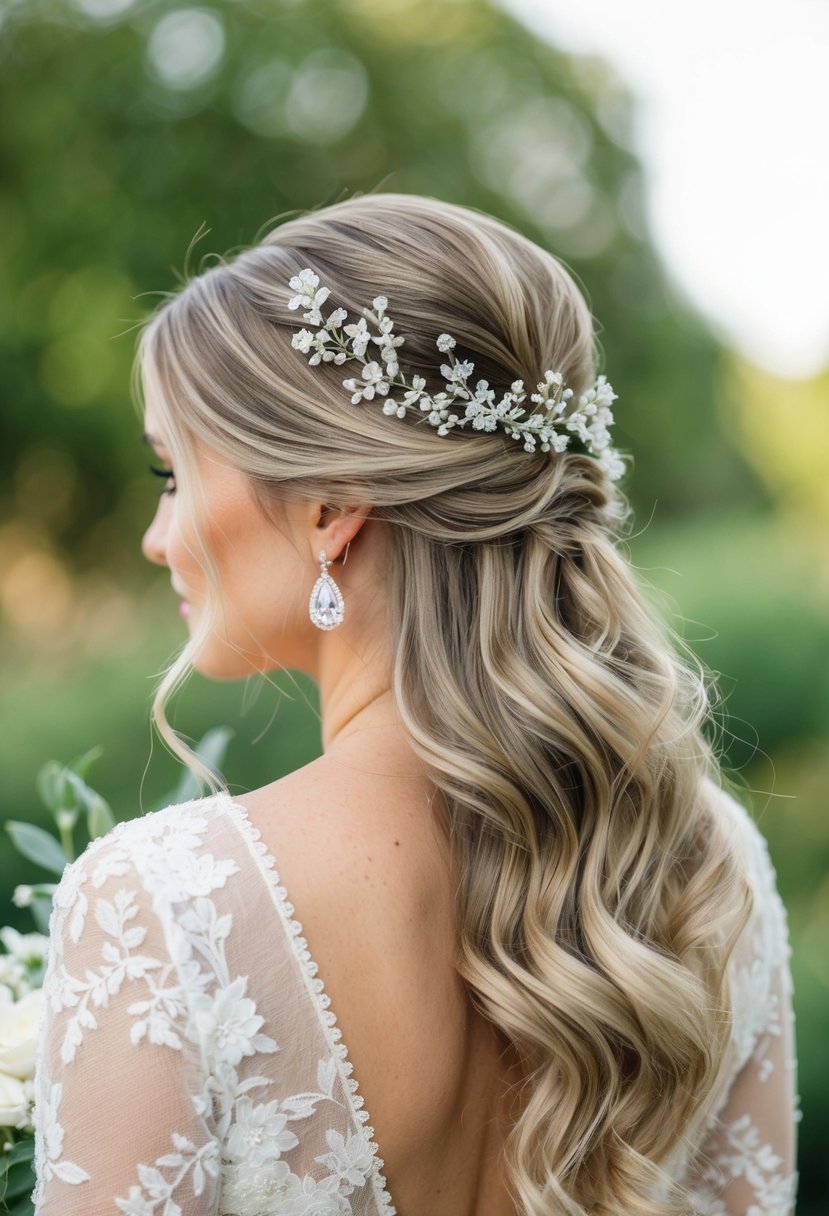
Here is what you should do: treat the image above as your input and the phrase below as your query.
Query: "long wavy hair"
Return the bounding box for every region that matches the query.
[135,193,751,1215]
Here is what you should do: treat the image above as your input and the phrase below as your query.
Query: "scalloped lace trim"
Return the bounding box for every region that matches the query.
[216,791,398,1216]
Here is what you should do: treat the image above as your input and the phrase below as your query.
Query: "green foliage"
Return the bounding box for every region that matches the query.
[3,823,67,878]
[0,0,763,587]
[0,1137,35,1216]
[3,729,233,937]
[167,727,235,805]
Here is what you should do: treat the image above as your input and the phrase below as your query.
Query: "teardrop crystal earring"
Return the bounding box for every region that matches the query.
[309,549,345,630]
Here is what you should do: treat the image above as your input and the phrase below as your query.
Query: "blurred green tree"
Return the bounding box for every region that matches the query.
[0,0,764,595]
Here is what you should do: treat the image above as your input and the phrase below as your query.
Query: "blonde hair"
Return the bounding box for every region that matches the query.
[135,193,751,1214]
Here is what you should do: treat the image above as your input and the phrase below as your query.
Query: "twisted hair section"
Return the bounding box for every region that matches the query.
[134,193,751,1215]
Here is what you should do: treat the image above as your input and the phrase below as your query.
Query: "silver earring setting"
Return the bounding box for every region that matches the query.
[309,549,345,630]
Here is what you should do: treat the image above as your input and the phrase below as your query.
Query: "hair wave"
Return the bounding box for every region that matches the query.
[135,193,751,1215]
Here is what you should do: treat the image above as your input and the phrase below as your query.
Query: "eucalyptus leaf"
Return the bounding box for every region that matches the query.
[3,1140,34,1169]
[86,795,116,841]
[35,762,73,816]
[69,745,104,781]
[1,1156,36,1201]
[4,822,68,876]
[3,1191,35,1215]
[61,770,112,827]
[165,727,234,806]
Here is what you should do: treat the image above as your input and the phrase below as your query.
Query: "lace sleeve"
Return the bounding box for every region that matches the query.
[32,828,222,1215]
[685,797,799,1215]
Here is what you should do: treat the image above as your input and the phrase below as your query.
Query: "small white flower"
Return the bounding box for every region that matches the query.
[220,1160,294,1216]
[326,307,347,329]
[343,317,371,358]
[288,268,319,299]
[276,1170,349,1215]
[594,374,617,406]
[190,977,277,1068]
[599,449,626,480]
[361,363,390,399]
[372,295,388,313]
[12,885,34,908]
[470,410,498,432]
[291,329,315,354]
[344,362,390,403]
[115,1185,156,1216]
[315,1128,374,1193]
[225,1097,299,1166]
[302,296,329,325]
[288,270,330,326]
[375,331,404,362]
[0,958,25,997]
[473,380,495,407]
[401,375,426,407]
[436,333,456,353]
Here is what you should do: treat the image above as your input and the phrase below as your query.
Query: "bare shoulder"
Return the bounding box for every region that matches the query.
[234,751,456,998]
[236,751,450,926]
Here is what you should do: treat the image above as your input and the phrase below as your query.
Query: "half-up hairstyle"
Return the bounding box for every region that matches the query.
[135,193,752,1215]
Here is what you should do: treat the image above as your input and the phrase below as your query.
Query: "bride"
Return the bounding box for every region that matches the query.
[32,194,797,1215]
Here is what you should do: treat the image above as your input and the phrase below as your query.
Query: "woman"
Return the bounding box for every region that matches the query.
[32,194,797,1215]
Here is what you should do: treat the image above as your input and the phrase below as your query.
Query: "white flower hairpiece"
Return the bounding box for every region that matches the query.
[286,268,625,480]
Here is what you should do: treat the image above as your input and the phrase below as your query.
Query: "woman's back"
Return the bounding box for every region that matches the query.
[236,742,528,1216]
[32,741,524,1216]
[32,734,796,1215]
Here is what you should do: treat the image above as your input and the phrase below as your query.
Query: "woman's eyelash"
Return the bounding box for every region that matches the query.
[149,463,176,495]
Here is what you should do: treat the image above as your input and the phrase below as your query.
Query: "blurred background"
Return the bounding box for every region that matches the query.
[0,0,826,1207]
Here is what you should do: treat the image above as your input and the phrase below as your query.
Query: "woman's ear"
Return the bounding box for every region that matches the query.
[310,502,373,563]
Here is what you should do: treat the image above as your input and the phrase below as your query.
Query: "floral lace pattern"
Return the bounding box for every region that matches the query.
[32,797,395,1215]
[31,786,797,1215]
[681,784,799,1215]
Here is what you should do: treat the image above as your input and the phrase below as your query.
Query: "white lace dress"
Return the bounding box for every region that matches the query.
[31,786,798,1215]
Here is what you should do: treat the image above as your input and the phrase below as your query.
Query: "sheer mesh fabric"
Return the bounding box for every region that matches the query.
[31,786,797,1215]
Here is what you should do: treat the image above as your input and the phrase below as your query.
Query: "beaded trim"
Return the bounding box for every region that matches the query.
[218,792,398,1216]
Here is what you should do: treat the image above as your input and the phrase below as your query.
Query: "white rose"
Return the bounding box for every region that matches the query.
[0,988,45,1080]
[0,927,48,965]
[0,956,26,998]
[0,1070,29,1128]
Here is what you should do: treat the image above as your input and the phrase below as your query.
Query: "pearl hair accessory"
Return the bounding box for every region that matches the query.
[287,268,625,480]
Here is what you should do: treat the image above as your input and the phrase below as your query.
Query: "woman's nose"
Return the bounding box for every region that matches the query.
[141,509,168,567]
